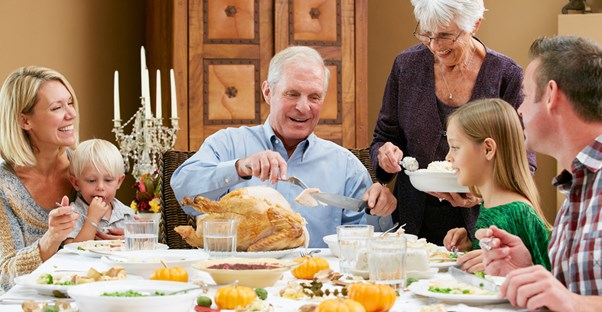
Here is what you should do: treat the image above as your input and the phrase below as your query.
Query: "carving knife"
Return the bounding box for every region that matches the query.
[310,192,371,215]
[449,266,500,292]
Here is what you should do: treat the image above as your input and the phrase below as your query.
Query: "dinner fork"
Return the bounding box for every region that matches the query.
[56,202,103,232]
[279,176,309,190]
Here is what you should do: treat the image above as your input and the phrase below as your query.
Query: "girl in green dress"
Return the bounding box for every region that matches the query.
[441,98,551,272]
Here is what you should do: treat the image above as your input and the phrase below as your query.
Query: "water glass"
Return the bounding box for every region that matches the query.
[337,224,374,274]
[203,218,238,258]
[124,220,158,251]
[368,235,407,288]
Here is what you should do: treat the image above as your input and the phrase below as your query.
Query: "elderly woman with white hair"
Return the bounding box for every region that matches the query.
[370,0,536,248]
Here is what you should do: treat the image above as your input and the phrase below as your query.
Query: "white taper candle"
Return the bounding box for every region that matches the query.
[113,70,120,120]
[170,69,177,119]
[156,69,162,119]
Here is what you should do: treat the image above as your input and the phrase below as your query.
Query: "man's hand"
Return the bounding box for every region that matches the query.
[456,249,484,273]
[476,225,533,276]
[235,151,288,184]
[502,265,580,311]
[443,227,472,252]
[429,192,482,208]
[362,183,396,216]
[377,142,403,174]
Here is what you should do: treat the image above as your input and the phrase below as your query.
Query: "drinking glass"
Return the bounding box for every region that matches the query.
[124,220,158,251]
[368,235,407,289]
[336,224,373,274]
[203,218,238,258]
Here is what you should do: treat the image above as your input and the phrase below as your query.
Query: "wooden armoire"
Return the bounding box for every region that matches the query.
[146,0,368,151]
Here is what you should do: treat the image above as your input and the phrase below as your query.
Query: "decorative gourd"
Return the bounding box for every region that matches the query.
[347,283,396,312]
[317,298,366,312]
[150,261,188,282]
[214,284,256,310]
[291,256,330,280]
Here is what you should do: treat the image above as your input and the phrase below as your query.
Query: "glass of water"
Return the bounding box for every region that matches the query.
[124,220,158,251]
[336,224,374,274]
[368,235,407,289]
[203,218,238,258]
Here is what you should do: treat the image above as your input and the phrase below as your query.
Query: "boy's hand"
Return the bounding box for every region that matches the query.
[88,196,109,222]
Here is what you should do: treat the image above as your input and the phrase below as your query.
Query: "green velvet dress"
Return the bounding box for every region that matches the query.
[473,201,551,270]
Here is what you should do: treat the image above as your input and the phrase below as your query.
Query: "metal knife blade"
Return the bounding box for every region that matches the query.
[449,266,500,292]
[310,192,371,214]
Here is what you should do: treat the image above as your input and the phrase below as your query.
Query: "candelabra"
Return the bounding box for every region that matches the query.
[112,97,179,180]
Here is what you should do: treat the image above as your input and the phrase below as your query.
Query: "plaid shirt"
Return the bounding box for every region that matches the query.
[549,134,602,295]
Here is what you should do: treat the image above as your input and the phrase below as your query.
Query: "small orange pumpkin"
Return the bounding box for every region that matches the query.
[347,283,397,312]
[214,284,256,310]
[291,256,330,280]
[149,260,188,282]
[317,298,366,312]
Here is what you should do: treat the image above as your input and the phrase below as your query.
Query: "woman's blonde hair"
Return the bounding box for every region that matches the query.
[0,66,80,166]
[70,139,124,179]
[448,98,551,228]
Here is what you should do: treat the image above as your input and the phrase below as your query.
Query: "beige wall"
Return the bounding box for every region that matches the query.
[0,0,145,200]
[0,0,591,223]
[368,0,568,225]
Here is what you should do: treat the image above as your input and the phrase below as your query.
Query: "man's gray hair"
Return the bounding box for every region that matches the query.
[266,46,330,92]
[411,0,485,33]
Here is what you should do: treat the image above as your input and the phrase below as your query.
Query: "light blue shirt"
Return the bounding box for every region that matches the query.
[170,119,392,247]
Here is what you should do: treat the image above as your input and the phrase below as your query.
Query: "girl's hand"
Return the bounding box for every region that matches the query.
[443,227,472,251]
[430,192,482,208]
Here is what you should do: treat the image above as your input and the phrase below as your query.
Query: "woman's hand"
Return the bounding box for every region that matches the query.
[429,192,481,208]
[39,196,78,261]
[95,228,124,240]
[377,142,404,174]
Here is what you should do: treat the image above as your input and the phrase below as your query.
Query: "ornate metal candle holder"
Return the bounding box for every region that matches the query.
[112,98,179,180]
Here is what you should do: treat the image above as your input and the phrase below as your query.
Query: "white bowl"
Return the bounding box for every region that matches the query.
[68,280,202,312]
[100,249,208,278]
[405,169,469,193]
[323,232,418,258]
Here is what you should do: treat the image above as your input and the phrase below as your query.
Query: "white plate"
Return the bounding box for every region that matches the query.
[408,268,438,279]
[408,279,507,304]
[405,170,469,193]
[64,240,168,258]
[14,271,142,297]
[100,249,208,277]
[68,280,202,312]
[429,260,458,269]
[209,247,300,259]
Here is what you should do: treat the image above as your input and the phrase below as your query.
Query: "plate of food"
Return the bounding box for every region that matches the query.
[408,278,507,304]
[68,280,202,312]
[13,267,140,298]
[192,257,297,288]
[405,161,469,193]
[100,249,208,277]
[63,240,168,258]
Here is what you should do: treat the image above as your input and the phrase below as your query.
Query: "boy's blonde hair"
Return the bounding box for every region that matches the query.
[0,66,80,166]
[70,139,124,178]
[448,98,551,229]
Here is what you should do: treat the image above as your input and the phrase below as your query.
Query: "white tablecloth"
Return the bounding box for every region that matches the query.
[0,248,526,312]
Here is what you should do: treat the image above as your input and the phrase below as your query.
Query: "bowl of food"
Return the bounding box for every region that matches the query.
[323,232,418,258]
[100,249,208,278]
[405,161,469,193]
[192,257,295,288]
[67,280,202,312]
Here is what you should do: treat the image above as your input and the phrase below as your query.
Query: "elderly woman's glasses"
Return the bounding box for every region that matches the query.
[413,23,463,45]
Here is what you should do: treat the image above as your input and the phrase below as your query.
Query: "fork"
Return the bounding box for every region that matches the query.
[56,202,103,232]
[279,176,309,190]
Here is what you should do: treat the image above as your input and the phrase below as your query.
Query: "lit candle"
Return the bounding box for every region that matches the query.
[113,70,120,120]
[156,69,162,119]
[170,69,178,119]
[143,69,152,119]
[140,46,146,97]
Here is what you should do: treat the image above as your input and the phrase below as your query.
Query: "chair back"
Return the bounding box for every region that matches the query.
[159,150,197,249]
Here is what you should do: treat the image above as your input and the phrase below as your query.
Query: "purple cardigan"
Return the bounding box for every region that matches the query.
[370,42,536,245]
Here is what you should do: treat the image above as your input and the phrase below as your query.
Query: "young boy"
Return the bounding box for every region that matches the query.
[64,139,134,243]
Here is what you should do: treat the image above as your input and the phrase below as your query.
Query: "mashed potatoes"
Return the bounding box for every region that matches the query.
[426,161,454,172]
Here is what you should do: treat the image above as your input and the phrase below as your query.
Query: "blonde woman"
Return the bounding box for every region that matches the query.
[442,98,551,272]
[0,66,80,290]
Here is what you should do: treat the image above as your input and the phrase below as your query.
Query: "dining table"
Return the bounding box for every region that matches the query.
[0,247,527,312]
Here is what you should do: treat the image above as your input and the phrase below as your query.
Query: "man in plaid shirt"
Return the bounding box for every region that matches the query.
[476,36,602,311]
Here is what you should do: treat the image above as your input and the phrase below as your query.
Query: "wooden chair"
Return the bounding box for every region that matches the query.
[158,147,376,249]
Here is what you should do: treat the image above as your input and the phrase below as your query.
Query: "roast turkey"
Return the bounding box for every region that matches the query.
[175,186,309,251]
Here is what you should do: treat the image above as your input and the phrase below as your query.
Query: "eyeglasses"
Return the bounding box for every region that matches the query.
[413,22,463,46]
